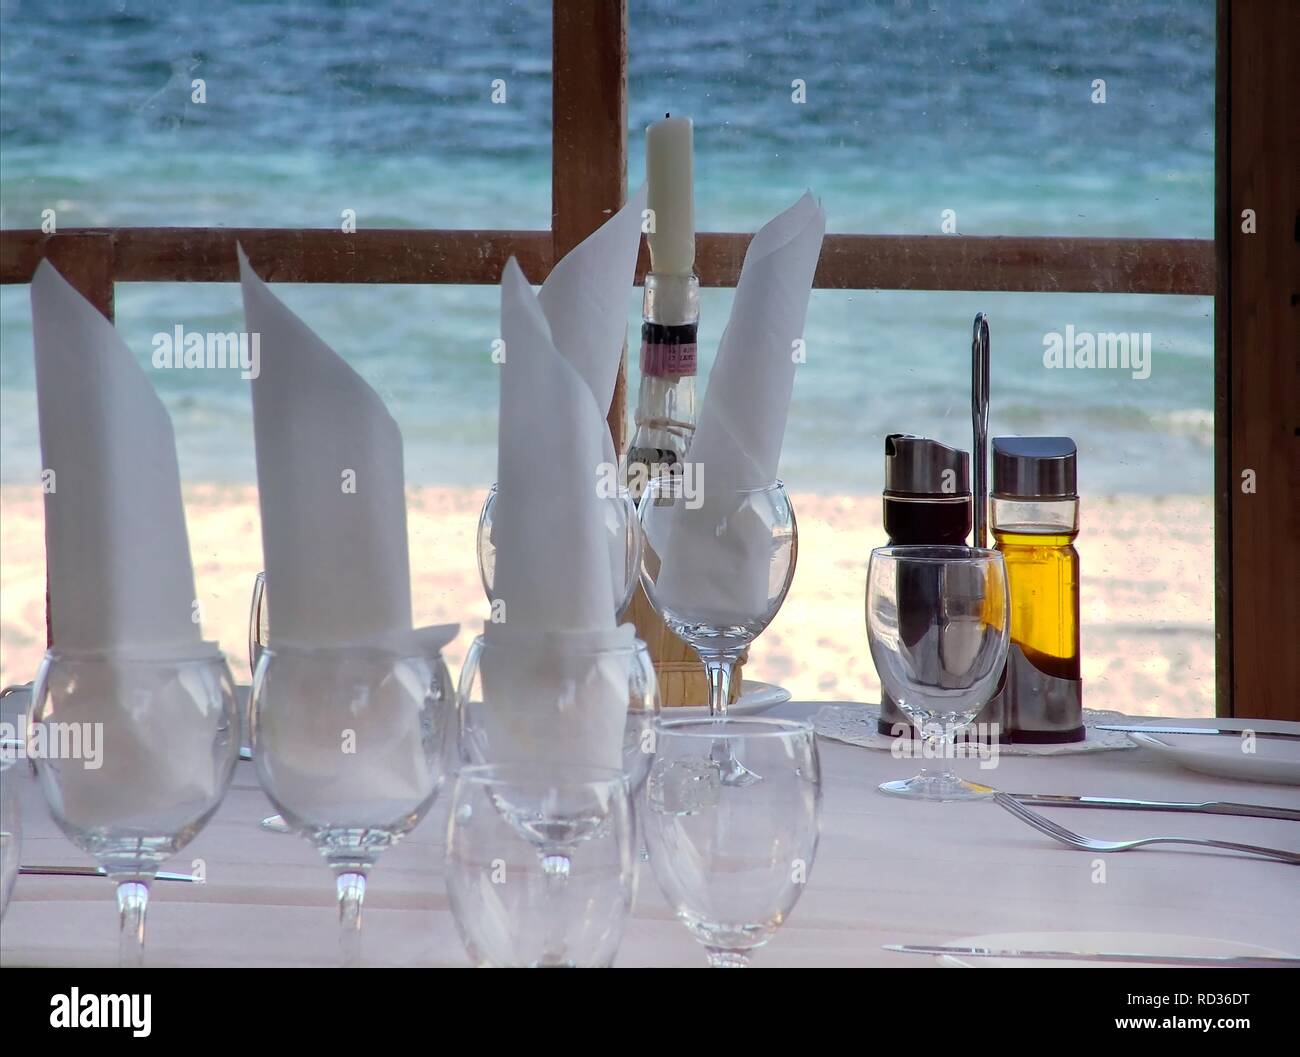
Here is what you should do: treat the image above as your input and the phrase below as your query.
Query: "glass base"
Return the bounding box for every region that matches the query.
[878,772,994,802]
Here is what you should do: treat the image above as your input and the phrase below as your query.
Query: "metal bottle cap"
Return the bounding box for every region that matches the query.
[884,434,971,496]
[992,436,1077,498]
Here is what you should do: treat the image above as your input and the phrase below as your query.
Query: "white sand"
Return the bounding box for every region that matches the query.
[0,484,1215,717]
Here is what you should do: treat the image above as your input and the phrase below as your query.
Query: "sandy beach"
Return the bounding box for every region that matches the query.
[0,484,1215,717]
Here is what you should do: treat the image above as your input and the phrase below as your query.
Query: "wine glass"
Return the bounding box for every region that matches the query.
[250,641,452,965]
[477,482,643,617]
[638,476,797,718]
[644,717,820,967]
[866,545,1009,801]
[1,745,21,919]
[29,649,239,966]
[456,632,658,784]
[445,762,634,967]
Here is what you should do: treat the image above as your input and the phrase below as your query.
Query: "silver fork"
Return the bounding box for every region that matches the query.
[993,793,1300,865]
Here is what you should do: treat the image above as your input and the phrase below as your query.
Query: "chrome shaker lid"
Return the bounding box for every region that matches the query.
[884,434,971,496]
[992,436,1077,498]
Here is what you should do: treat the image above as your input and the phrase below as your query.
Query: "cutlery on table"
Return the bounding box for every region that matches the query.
[884,943,1300,967]
[1007,792,1300,822]
[1097,723,1300,741]
[993,792,1300,864]
[20,865,199,883]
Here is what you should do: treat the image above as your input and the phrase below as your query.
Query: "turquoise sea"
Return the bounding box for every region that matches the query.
[0,0,1215,494]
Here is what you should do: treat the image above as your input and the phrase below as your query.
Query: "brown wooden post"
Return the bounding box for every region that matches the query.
[552,0,631,454]
[1223,0,1300,720]
[41,232,115,321]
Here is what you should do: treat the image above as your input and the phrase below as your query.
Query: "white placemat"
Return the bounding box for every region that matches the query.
[814,703,1136,756]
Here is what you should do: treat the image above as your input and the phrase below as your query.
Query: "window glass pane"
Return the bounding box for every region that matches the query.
[629,0,1214,237]
[0,1,551,229]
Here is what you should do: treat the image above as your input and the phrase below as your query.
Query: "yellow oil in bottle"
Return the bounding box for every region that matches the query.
[992,527,1080,681]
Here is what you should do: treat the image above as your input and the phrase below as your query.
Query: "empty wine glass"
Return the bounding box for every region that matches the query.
[477,482,643,617]
[638,477,797,718]
[29,649,239,966]
[866,545,1009,801]
[250,641,452,965]
[445,762,634,967]
[644,717,820,967]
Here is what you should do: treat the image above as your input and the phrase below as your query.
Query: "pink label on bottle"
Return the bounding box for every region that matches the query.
[641,341,697,377]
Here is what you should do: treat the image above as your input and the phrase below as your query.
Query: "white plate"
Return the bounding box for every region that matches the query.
[1125,718,1300,786]
[659,680,791,717]
[939,930,1294,968]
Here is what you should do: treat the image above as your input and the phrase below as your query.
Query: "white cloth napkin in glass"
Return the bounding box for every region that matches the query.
[645,192,826,624]
[239,250,455,802]
[238,247,456,656]
[478,189,647,770]
[32,260,205,657]
[30,261,219,826]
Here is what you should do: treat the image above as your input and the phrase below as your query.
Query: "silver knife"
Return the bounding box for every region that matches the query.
[885,944,1300,967]
[20,865,198,883]
[1009,793,1300,822]
[1098,723,1300,740]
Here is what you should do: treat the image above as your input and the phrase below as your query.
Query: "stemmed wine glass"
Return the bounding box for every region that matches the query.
[29,649,240,966]
[866,545,1009,801]
[638,476,797,718]
[478,482,643,617]
[643,717,821,967]
[445,763,635,967]
[250,641,452,965]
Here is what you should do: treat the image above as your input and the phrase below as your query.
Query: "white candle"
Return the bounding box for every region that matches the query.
[645,115,695,276]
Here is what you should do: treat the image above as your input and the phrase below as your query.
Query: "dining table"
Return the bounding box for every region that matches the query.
[3,701,1297,968]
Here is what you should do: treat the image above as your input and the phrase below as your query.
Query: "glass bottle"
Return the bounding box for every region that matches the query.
[988,437,1083,743]
[626,273,698,496]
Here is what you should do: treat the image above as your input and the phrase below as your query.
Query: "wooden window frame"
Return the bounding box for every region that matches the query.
[0,1,1293,719]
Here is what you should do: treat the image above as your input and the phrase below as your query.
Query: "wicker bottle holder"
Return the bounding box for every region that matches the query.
[627,583,745,707]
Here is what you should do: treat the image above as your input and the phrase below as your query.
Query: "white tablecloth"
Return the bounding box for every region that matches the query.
[3,702,1298,967]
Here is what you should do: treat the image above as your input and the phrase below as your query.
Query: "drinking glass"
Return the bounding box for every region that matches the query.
[477,482,643,617]
[446,763,634,967]
[638,477,797,718]
[29,649,240,966]
[250,641,452,965]
[1,746,21,919]
[866,545,1010,801]
[457,633,658,788]
[644,717,820,967]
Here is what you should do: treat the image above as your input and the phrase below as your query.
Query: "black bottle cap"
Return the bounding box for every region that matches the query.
[884,434,971,497]
[992,436,1078,498]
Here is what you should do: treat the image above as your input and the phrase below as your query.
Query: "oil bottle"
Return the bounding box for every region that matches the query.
[988,436,1084,742]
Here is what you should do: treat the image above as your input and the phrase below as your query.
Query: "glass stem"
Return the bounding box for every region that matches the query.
[335,869,368,968]
[920,722,957,783]
[698,651,738,717]
[705,948,750,968]
[116,879,149,969]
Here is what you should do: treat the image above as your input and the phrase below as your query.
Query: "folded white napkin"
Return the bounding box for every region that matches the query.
[238,247,455,656]
[31,261,205,657]
[239,251,455,807]
[644,193,826,625]
[478,190,648,770]
[30,261,220,829]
